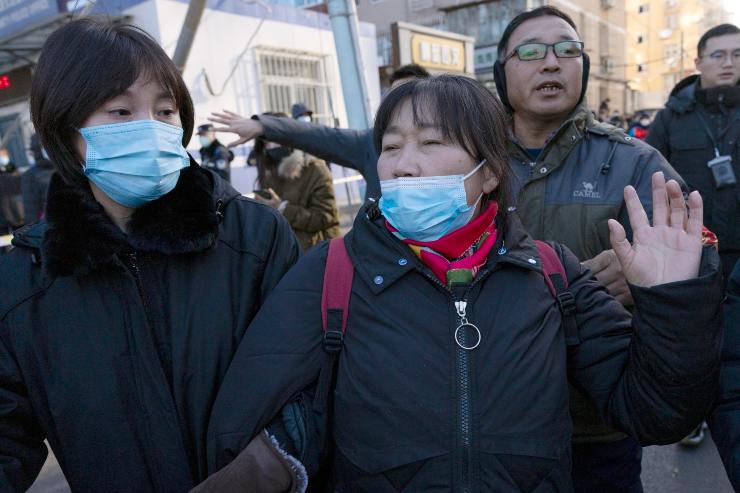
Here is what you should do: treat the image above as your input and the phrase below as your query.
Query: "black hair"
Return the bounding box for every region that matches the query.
[493,6,588,113]
[374,75,512,222]
[697,23,740,56]
[31,17,195,185]
[497,6,579,60]
[253,112,290,187]
[389,64,431,86]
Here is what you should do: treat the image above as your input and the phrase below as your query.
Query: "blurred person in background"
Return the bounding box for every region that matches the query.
[291,102,313,123]
[21,134,54,223]
[627,112,651,140]
[0,147,24,233]
[197,123,233,182]
[210,64,431,201]
[251,112,340,251]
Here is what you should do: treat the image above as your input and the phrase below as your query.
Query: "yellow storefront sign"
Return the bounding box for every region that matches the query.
[411,33,466,72]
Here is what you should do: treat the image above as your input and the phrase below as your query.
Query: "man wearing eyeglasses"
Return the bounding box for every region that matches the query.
[647,24,740,290]
[494,7,687,493]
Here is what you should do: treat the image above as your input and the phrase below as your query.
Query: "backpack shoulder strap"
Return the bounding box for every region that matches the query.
[315,237,354,413]
[321,237,354,339]
[534,240,579,346]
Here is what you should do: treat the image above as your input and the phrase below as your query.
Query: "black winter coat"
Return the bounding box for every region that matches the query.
[646,76,740,264]
[206,204,724,492]
[710,261,740,490]
[0,163,299,492]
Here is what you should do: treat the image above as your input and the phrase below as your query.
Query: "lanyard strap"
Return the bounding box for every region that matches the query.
[695,107,739,157]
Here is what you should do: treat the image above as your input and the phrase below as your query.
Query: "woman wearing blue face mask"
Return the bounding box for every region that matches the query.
[194,75,725,492]
[0,18,299,492]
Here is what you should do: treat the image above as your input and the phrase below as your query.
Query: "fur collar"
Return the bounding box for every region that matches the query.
[41,163,222,277]
[277,150,307,180]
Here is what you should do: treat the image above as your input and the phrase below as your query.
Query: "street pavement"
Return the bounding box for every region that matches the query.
[29,433,735,492]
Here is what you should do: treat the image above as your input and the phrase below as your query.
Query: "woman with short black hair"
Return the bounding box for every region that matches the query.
[198,75,724,492]
[0,18,299,491]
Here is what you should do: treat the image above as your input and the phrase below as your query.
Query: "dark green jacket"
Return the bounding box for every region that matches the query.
[509,103,684,443]
[260,150,340,251]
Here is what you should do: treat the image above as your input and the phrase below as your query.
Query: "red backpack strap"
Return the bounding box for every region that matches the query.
[534,240,579,346]
[321,237,354,340]
[315,237,355,413]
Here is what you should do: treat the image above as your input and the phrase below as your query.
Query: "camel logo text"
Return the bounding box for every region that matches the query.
[573,181,602,199]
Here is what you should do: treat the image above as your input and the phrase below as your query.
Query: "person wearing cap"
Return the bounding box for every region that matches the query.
[493,6,687,491]
[198,123,234,182]
[291,103,313,123]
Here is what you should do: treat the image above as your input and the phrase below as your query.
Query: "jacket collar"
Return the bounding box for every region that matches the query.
[666,75,700,114]
[346,202,545,294]
[277,150,307,180]
[509,102,590,173]
[13,158,239,277]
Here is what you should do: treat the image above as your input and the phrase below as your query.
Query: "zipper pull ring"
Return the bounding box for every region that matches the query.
[454,300,481,351]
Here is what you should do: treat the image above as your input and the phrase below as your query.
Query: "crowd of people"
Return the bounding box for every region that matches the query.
[0,7,737,493]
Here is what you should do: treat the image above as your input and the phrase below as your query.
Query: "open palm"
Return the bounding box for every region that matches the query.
[609,172,704,287]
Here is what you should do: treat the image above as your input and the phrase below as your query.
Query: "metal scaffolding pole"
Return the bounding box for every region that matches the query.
[326,0,372,130]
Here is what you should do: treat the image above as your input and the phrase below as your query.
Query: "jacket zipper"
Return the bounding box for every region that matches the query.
[456,297,472,493]
[418,263,491,493]
[128,252,155,328]
[125,251,171,490]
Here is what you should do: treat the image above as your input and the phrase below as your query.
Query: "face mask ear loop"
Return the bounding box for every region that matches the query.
[463,159,487,181]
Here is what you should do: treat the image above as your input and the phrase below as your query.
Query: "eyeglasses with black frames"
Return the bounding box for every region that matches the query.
[503,41,585,64]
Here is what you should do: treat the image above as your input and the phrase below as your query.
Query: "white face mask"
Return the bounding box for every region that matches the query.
[199,136,213,147]
[297,115,312,123]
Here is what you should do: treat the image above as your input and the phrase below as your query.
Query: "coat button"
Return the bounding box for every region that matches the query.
[374,275,384,285]
[625,136,633,141]
[528,258,537,264]
[498,246,507,255]
[507,206,517,212]
[398,258,408,266]
[539,167,548,174]
[571,135,576,142]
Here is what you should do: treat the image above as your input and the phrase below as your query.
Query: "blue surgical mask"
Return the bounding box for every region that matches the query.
[81,120,190,208]
[379,160,485,242]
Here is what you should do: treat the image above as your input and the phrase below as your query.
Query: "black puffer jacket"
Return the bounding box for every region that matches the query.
[710,261,740,490]
[0,163,299,492]
[206,204,723,492]
[647,76,740,266]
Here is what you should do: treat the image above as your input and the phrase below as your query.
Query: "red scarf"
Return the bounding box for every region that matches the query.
[387,203,498,285]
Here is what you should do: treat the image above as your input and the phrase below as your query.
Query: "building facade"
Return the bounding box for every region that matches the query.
[625,0,733,111]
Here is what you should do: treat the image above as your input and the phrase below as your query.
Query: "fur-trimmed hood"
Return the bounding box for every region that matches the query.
[277,150,308,180]
[12,159,240,277]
